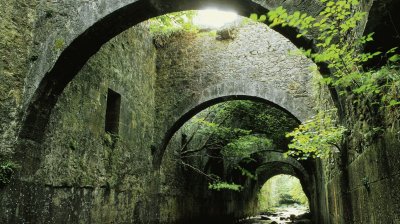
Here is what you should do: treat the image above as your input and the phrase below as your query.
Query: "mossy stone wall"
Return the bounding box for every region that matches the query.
[0,23,159,223]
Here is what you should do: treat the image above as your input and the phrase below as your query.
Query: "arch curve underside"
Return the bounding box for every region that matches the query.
[20,0,322,141]
[154,80,315,168]
[255,152,311,191]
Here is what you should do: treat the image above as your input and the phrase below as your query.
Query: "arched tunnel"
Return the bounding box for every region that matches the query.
[1,0,400,223]
[159,98,318,223]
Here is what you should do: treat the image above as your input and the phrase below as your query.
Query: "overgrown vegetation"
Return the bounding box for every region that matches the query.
[253,0,400,159]
[149,11,198,35]
[149,11,199,47]
[177,100,298,191]
[0,160,19,186]
[286,109,347,159]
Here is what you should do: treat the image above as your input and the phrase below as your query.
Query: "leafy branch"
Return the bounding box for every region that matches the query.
[286,109,347,159]
[266,0,399,105]
[259,0,400,159]
[175,101,298,191]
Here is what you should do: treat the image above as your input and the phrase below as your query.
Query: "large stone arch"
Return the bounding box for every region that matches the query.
[153,20,319,168]
[20,0,323,141]
[154,79,315,168]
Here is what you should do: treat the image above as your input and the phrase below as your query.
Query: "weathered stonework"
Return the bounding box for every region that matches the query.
[154,21,317,166]
[0,0,37,159]
[1,0,399,223]
[1,23,159,223]
[322,100,400,223]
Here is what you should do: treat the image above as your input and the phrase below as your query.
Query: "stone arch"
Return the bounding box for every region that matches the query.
[257,152,309,177]
[254,152,314,213]
[255,152,311,189]
[20,0,321,141]
[154,80,315,168]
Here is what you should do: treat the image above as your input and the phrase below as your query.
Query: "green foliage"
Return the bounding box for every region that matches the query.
[267,0,399,104]
[149,11,198,35]
[193,117,251,141]
[0,160,20,186]
[208,181,243,191]
[207,100,299,149]
[103,132,119,148]
[235,165,257,180]
[250,13,267,23]
[286,109,347,159]
[222,135,273,162]
[264,0,400,159]
[54,38,65,51]
[289,182,309,205]
[278,193,299,205]
[181,101,298,191]
[149,11,199,48]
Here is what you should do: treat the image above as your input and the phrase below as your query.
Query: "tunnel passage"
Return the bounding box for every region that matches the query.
[153,20,320,168]
[19,0,325,143]
[2,0,399,223]
[159,99,320,223]
[256,174,311,222]
[11,10,325,223]
[253,154,315,215]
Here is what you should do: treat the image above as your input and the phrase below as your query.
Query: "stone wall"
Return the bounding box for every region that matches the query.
[154,20,317,165]
[323,104,400,223]
[1,0,399,223]
[153,21,321,222]
[0,0,37,160]
[0,23,159,223]
[159,132,259,223]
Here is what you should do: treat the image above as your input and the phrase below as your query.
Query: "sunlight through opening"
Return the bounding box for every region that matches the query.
[193,9,239,28]
[258,175,310,223]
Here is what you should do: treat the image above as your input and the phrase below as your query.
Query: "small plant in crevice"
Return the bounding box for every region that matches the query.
[0,160,20,186]
[103,132,119,148]
[54,38,65,51]
[362,176,371,192]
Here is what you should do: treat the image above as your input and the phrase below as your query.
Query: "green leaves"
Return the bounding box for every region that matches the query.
[261,0,400,161]
[0,161,20,185]
[250,13,267,22]
[267,7,314,35]
[208,181,243,191]
[286,110,346,159]
[265,0,400,118]
[149,11,198,35]
[389,100,400,107]
[222,135,273,162]
[389,54,400,62]
[181,101,299,191]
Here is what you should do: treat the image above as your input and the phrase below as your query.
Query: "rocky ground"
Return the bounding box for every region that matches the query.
[238,205,311,224]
